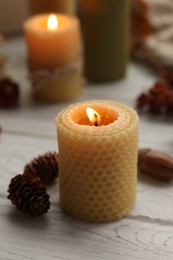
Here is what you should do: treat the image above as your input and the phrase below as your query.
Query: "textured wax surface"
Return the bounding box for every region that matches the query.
[55,100,139,222]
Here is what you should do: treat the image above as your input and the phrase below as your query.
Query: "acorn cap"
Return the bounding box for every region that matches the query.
[138,148,173,181]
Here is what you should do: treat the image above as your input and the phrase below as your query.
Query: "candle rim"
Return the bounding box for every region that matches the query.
[55,101,132,129]
[23,13,79,35]
[55,100,139,138]
[70,105,119,127]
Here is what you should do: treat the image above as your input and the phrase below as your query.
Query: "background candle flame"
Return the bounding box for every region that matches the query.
[86,107,100,126]
[47,14,58,30]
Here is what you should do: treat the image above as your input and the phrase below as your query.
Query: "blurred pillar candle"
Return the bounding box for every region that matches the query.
[29,0,77,16]
[80,0,130,82]
[24,14,82,102]
[55,100,139,222]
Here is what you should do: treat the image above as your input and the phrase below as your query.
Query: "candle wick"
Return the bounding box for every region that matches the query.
[94,113,99,126]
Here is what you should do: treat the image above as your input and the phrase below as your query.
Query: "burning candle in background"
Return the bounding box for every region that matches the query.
[55,100,139,222]
[24,14,81,70]
[23,13,82,102]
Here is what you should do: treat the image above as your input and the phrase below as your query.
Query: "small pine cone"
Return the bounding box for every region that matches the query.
[161,69,173,88]
[0,77,20,108]
[7,174,50,215]
[24,152,59,185]
[136,93,151,110]
[166,91,173,113]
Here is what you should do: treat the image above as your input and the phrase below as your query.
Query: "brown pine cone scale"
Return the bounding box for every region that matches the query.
[7,174,50,215]
[24,152,59,185]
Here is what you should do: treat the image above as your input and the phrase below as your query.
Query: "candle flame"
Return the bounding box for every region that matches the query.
[47,14,58,30]
[86,107,100,126]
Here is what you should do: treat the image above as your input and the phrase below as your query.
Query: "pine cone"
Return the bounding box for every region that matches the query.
[24,152,59,185]
[7,174,50,215]
[136,80,173,114]
[0,77,19,108]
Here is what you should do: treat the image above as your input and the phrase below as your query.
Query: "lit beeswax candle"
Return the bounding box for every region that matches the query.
[24,13,81,69]
[55,100,139,222]
[24,14,82,101]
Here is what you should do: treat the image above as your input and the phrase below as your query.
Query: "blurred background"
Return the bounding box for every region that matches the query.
[0,0,28,34]
[1,0,173,73]
[1,0,173,110]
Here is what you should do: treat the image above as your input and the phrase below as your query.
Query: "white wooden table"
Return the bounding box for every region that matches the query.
[1,37,173,260]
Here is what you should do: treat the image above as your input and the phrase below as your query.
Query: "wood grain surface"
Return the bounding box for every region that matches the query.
[0,37,173,260]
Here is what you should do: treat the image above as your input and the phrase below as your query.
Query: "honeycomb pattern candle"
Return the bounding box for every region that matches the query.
[55,100,139,222]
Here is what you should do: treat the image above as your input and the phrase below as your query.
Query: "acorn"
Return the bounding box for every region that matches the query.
[138,148,173,181]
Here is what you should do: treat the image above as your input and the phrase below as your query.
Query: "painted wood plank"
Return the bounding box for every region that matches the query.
[0,197,173,259]
[1,36,173,260]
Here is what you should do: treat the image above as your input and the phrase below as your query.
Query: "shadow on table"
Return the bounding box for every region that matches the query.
[7,207,50,230]
[138,171,173,188]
